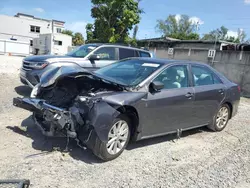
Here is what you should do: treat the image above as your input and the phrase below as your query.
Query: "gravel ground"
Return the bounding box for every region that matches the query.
[0,57,250,188]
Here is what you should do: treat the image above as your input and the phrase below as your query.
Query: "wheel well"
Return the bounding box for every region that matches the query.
[117,105,139,138]
[224,102,233,119]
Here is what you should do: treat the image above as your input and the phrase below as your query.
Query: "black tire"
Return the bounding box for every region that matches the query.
[92,114,131,161]
[207,103,231,132]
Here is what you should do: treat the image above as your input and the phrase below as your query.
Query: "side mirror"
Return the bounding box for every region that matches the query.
[150,81,164,91]
[88,54,100,62]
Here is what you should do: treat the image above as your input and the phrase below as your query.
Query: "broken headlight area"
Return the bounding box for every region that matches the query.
[13,69,130,152]
[13,96,97,145]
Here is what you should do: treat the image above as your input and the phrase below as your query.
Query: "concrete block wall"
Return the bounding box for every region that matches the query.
[151,47,250,96]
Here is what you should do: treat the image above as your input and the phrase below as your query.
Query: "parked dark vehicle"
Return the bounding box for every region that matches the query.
[20,44,153,88]
[13,58,240,161]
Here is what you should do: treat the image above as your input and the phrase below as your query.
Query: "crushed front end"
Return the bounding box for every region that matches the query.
[13,94,102,149]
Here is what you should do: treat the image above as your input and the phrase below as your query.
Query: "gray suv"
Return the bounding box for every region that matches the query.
[20,44,153,87]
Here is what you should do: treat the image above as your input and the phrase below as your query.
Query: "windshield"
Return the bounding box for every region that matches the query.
[95,59,163,86]
[66,44,98,58]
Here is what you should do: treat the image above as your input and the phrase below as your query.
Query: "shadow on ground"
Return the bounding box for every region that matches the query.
[7,115,211,163]
[15,86,32,97]
[6,116,102,164]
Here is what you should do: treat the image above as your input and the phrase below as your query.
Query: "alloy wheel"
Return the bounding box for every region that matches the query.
[216,106,229,129]
[106,120,129,155]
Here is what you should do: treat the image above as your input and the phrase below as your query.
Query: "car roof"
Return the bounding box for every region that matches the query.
[87,43,150,53]
[126,57,211,67]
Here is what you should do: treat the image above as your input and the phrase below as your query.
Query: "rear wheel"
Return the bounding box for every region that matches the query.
[208,104,230,131]
[92,114,131,161]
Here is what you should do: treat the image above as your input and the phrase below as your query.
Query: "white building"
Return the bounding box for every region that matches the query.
[0,13,67,54]
[33,33,72,55]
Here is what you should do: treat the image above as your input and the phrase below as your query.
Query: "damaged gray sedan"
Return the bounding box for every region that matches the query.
[13,58,240,161]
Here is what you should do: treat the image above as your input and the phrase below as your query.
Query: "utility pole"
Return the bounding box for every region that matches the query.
[211,34,218,66]
[51,20,54,54]
[196,21,200,34]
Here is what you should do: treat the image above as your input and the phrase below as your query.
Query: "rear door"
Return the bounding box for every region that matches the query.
[191,65,226,126]
[118,48,139,60]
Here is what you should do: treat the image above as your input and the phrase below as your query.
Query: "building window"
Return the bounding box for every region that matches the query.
[54,40,62,46]
[30,25,40,33]
[30,40,33,46]
[56,28,62,33]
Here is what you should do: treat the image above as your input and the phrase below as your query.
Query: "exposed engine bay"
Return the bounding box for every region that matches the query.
[38,75,123,108]
[13,73,133,149]
[13,65,147,160]
[34,75,124,139]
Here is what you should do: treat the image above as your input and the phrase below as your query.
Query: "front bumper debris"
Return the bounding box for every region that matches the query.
[13,97,76,138]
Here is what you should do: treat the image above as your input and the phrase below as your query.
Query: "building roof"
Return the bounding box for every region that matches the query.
[14,13,65,24]
[138,37,238,45]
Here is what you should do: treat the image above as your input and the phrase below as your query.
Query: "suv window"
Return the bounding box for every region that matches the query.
[139,51,151,57]
[119,48,138,59]
[93,47,116,60]
[191,65,222,86]
[154,65,189,89]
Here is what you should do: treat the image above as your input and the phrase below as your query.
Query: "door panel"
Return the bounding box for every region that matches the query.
[140,88,195,137]
[139,64,195,137]
[193,84,226,125]
[191,65,226,125]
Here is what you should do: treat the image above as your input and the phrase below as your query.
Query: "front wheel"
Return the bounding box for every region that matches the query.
[208,104,230,131]
[92,114,131,161]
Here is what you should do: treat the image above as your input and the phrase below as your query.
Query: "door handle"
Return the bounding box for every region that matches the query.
[185,92,194,98]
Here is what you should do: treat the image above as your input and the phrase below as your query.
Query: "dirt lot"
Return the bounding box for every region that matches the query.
[0,58,250,188]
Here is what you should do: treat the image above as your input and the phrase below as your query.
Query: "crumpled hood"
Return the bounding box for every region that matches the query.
[40,66,92,87]
[39,66,128,89]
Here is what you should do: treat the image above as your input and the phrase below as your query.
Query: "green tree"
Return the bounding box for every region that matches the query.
[85,23,95,43]
[88,0,143,43]
[202,26,228,41]
[73,32,85,46]
[238,29,247,43]
[202,26,247,43]
[156,14,199,40]
[62,29,74,37]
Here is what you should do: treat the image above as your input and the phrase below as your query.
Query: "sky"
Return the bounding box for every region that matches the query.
[1,0,250,40]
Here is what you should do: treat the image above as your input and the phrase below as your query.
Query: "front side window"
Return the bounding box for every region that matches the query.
[119,48,137,59]
[154,65,189,89]
[192,65,222,86]
[93,47,116,60]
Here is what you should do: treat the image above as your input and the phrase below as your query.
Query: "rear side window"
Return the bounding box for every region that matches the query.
[139,51,151,57]
[191,65,223,86]
[119,48,138,60]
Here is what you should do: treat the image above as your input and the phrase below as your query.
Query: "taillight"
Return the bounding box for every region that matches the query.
[237,85,241,93]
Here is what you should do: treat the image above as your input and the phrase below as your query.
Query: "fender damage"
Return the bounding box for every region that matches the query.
[13,66,147,150]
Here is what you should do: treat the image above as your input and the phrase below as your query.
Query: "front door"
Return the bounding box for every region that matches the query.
[140,65,195,137]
